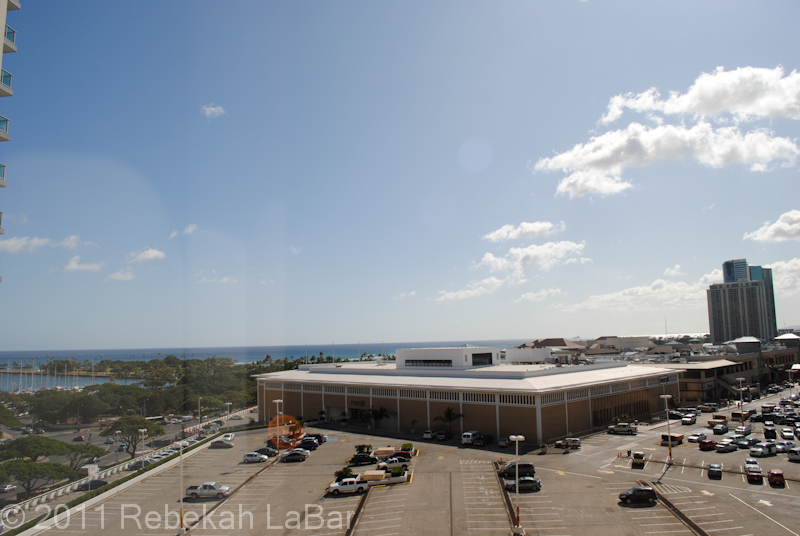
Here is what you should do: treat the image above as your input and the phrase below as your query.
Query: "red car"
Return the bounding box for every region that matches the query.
[699,439,717,451]
[73,435,86,442]
[388,450,412,461]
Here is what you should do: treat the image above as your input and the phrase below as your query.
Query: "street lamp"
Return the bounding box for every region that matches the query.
[225,402,232,418]
[114,430,121,463]
[198,397,202,428]
[736,378,746,423]
[138,428,147,457]
[273,399,283,457]
[660,395,673,463]
[509,434,525,534]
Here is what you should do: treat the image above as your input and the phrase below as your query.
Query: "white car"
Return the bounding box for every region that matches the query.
[775,441,796,453]
[231,415,244,420]
[422,430,434,439]
[222,433,235,442]
[376,457,409,472]
[243,452,269,463]
[687,433,707,443]
[781,428,795,440]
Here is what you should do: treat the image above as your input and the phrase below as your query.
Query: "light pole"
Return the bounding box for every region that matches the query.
[509,434,525,534]
[138,428,147,456]
[736,377,746,423]
[273,399,283,457]
[198,397,202,430]
[225,402,232,418]
[660,395,673,463]
[114,430,121,463]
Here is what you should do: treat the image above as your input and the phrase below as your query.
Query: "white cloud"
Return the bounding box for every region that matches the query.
[535,121,799,198]
[437,277,505,302]
[563,269,722,312]
[515,288,562,303]
[477,240,585,277]
[59,255,103,272]
[664,264,685,276]
[0,235,92,254]
[0,236,53,254]
[197,275,238,284]
[565,257,593,265]
[201,104,226,118]
[393,290,417,301]
[170,224,198,239]
[127,248,166,264]
[765,257,800,296]
[483,221,565,242]
[290,246,302,255]
[601,66,800,124]
[744,210,800,242]
[105,268,135,282]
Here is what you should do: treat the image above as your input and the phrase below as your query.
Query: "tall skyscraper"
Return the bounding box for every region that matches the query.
[0,0,19,283]
[722,258,749,283]
[707,259,778,343]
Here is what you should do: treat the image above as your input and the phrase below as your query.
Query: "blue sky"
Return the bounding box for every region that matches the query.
[1,1,800,351]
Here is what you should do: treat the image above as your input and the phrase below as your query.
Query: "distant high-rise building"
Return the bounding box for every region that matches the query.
[0,0,19,283]
[707,259,778,343]
[722,258,749,283]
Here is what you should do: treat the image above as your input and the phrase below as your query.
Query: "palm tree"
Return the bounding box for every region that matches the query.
[433,406,464,434]
[370,407,389,429]
[768,363,783,384]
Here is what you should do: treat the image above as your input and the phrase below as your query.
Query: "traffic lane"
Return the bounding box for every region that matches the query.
[36,430,274,536]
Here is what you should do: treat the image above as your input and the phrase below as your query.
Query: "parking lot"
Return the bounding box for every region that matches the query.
[18,388,800,536]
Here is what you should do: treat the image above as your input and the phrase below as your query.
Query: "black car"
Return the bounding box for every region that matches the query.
[77,479,108,491]
[298,440,318,451]
[306,433,328,444]
[281,451,307,462]
[255,446,279,457]
[349,453,378,466]
[472,434,494,447]
[708,463,723,478]
[619,486,657,504]
[498,462,535,478]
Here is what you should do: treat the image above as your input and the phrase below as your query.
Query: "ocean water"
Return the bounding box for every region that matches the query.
[0,339,531,365]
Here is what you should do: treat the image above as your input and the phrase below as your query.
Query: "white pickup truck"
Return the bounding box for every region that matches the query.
[327,477,369,495]
[186,481,231,499]
[607,423,637,435]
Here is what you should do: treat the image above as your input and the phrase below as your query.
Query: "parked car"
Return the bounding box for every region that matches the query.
[775,441,795,453]
[186,481,231,499]
[681,415,697,425]
[554,438,581,449]
[716,440,737,453]
[734,426,751,436]
[764,427,778,440]
[504,476,541,492]
[788,447,800,462]
[687,433,707,443]
[435,431,452,441]
[243,452,269,463]
[699,439,717,451]
[76,479,108,491]
[713,424,728,435]
[128,459,155,470]
[471,434,494,447]
[707,463,723,478]
[377,457,409,472]
[297,440,319,451]
[498,462,535,478]
[104,437,115,444]
[281,451,307,462]
[498,437,509,448]
[745,465,764,484]
[349,453,378,466]
[210,440,235,449]
[255,446,279,457]
[422,430,434,440]
[781,428,795,440]
[387,450,412,461]
[306,433,328,444]
[619,486,657,504]
[737,438,760,449]
[750,442,778,457]
[768,469,785,486]
[222,433,235,442]
[744,458,760,470]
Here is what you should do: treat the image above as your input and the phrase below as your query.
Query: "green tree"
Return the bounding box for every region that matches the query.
[0,436,72,462]
[0,406,21,428]
[370,407,389,429]
[433,407,464,434]
[4,460,76,497]
[334,467,354,482]
[99,416,164,459]
[65,443,107,471]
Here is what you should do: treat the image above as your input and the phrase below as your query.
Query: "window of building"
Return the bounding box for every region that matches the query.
[405,359,452,367]
[471,353,493,366]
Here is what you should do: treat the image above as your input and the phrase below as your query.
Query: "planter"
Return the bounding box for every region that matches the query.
[538,448,548,455]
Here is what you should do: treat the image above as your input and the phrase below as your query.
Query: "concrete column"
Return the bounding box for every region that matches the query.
[535,398,543,445]
[426,395,430,429]
[495,397,500,439]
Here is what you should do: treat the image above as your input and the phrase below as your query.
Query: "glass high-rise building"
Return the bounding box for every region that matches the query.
[707,259,778,343]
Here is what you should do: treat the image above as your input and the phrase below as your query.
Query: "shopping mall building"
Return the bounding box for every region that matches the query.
[254,346,681,444]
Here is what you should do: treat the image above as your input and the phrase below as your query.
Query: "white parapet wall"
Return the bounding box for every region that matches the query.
[505,347,551,364]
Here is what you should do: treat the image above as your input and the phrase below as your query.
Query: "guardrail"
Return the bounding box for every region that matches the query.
[0,407,255,519]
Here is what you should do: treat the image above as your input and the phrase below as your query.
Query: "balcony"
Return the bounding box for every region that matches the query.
[4,25,16,53]
[0,163,5,188]
[0,211,4,235]
[7,0,20,10]
[0,69,12,97]
[0,116,8,142]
